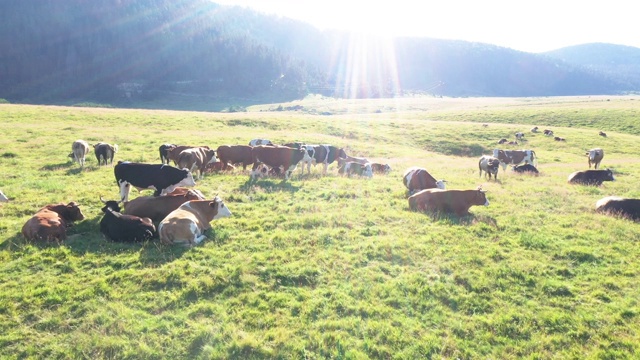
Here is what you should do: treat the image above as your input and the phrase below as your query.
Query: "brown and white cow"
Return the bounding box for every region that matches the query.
[158,197,232,247]
[492,149,537,171]
[515,132,525,141]
[70,140,91,167]
[166,145,211,165]
[586,148,604,169]
[123,188,205,224]
[21,202,85,241]
[595,196,640,221]
[543,129,554,136]
[176,147,217,179]
[403,167,446,194]
[204,161,236,173]
[159,143,177,164]
[408,187,489,216]
[338,162,373,178]
[94,142,118,166]
[531,126,539,133]
[554,136,566,142]
[216,145,254,170]
[478,155,500,180]
[370,163,391,174]
[250,145,306,180]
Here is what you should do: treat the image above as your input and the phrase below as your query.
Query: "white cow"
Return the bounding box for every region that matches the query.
[70,140,91,167]
[158,197,232,247]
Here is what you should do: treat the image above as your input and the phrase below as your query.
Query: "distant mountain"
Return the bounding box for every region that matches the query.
[543,43,640,88]
[0,0,637,108]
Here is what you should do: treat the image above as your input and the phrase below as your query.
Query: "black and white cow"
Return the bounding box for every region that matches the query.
[311,145,346,175]
[114,161,196,202]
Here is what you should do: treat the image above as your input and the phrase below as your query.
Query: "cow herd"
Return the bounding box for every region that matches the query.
[7,128,640,247]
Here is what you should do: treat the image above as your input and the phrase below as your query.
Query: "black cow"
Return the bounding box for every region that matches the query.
[99,197,156,242]
[114,161,197,202]
[159,143,177,164]
[567,169,615,186]
[596,197,640,221]
[512,164,539,174]
[94,142,118,166]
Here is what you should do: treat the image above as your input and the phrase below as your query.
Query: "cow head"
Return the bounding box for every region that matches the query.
[436,180,447,190]
[100,196,122,213]
[211,196,232,219]
[49,202,85,222]
[603,168,615,181]
[475,186,490,206]
[204,149,218,164]
[177,169,197,187]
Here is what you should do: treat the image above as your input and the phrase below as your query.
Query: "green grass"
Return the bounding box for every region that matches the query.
[1,96,639,359]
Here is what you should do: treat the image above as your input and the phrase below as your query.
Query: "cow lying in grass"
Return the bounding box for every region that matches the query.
[409,187,489,217]
[158,197,232,247]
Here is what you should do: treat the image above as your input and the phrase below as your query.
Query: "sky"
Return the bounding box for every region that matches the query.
[211,0,639,53]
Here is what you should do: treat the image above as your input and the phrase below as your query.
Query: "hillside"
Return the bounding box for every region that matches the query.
[0,0,638,109]
[1,97,639,358]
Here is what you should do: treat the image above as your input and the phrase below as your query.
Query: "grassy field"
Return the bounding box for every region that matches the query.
[1,96,639,359]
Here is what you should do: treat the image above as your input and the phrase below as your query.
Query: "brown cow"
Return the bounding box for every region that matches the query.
[159,144,177,164]
[204,161,236,173]
[158,197,232,247]
[403,167,446,194]
[250,145,306,180]
[595,196,640,221]
[166,145,211,165]
[370,163,391,174]
[408,187,489,216]
[123,188,205,224]
[586,148,604,169]
[176,147,217,179]
[21,202,85,241]
[216,145,254,170]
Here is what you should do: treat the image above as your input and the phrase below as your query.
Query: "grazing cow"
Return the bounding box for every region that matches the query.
[599,131,607,137]
[515,132,525,141]
[339,162,373,178]
[531,126,539,133]
[159,143,177,164]
[492,149,537,171]
[0,190,8,202]
[166,145,210,165]
[497,138,508,144]
[99,197,156,242]
[216,145,254,170]
[21,202,85,242]
[370,163,391,174]
[408,187,489,216]
[311,145,347,175]
[70,140,91,167]
[403,167,446,194]
[595,196,640,221]
[123,188,205,224]
[93,142,118,166]
[158,197,232,247]
[291,144,317,175]
[567,169,615,186]
[478,155,500,180]
[512,164,539,174]
[176,147,217,180]
[586,148,604,169]
[204,161,236,173]
[114,161,196,202]
[249,139,273,146]
[250,145,306,180]
[554,136,566,141]
[543,129,554,136]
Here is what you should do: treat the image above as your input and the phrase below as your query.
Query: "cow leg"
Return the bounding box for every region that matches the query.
[322,162,328,175]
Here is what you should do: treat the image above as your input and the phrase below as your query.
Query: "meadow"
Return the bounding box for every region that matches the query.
[0,95,639,359]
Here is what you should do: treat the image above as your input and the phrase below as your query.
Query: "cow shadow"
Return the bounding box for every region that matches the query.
[66,165,100,175]
[239,179,302,194]
[416,211,499,228]
[41,162,76,172]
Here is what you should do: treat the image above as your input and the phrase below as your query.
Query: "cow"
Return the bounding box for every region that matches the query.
[114,161,196,202]
[0,190,8,202]
[289,144,316,175]
[403,167,446,194]
[512,164,539,174]
[250,145,306,180]
[70,140,91,167]
[554,136,566,141]
[531,126,539,133]
[595,196,640,221]
[249,139,273,146]
[204,161,236,173]
[543,129,554,136]
[507,141,519,145]
[338,154,369,167]
[216,145,254,170]
[482,123,489,127]
[158,197,232,247]
[21,202,85,242]
[408,187,489,216]
[311,145,346,175]
[515,132,525,141]
[478,155,500,180]
[339,162,373,178]
[497,138,508,144]
[599,131,607,137]
[123,188,205,224]
[567,169,615,186]
[492,149,537,171]
[586,148,604,169]
[370,163,391,174]
[99,197,156,242]
[159,144,177,164]
[176,147,217,180]
[93,142,118,166]
[166,145,211,165]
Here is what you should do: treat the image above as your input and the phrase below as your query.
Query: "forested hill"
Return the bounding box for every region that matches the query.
[0,0,637,108]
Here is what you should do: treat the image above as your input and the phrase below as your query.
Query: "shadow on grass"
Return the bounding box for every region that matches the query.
[415,210,499,227]
[40,162,76,171]
[66,165,100,175]
[239,178,302,194]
